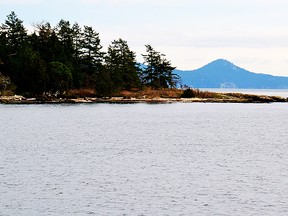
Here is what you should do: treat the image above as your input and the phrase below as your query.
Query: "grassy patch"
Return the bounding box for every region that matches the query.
[119,88,183,99]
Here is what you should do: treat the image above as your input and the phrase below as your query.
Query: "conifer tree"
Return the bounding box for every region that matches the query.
[31,22,61,62]
[70,22,83,87]
[71,22,82,60]
[142,45,178,89]
[105,38,141,92]
[80,26,104,68]
[80,26,104,87]
[55,20,74,63]
[0,11,27,54]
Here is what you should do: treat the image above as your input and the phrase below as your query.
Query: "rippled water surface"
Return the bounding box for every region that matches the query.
[1,103,288,215]
[201,88,288,98]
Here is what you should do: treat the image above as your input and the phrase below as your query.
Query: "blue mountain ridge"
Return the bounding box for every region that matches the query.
[175,59,288,89]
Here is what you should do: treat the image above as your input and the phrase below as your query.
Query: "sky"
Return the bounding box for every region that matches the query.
[1,0,288,76]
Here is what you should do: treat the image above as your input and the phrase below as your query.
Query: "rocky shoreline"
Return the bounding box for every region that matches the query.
[0,93,287,104]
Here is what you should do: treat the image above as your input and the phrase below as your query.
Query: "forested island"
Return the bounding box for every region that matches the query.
[0,12,287,104]
[0,12,178,97]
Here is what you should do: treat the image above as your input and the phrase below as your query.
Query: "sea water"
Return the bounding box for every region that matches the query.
[200,88,288,98]
[0,102,288,215]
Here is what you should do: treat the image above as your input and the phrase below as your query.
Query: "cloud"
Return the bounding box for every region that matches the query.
[79,0,288,7]
[80,0,188,6]
[190,35,288,49]
[0,0,42,5]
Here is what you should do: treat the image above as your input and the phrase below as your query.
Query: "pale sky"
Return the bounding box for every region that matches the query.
[1,0,288,76]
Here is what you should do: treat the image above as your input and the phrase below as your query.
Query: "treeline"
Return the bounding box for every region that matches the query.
[0,12,179,97]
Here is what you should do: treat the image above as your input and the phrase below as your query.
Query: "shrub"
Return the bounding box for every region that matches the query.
[181,88,195,98]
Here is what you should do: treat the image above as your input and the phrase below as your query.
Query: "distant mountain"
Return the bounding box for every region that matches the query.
[175,59,288,89]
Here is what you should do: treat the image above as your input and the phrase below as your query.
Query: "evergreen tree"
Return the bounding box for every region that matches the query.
[80,26,103,68]
[55,19,74,63]
[105,38,141,92]
[0,28,8,73]
[0,12,49,94]
[71,22,82,60]
[141,45,161,87]
[31,22,62,63]
[80,26,104,87]
[9,47,48,94]
[157,57,178,88]
[0,12,28,80]
[0,11,27,54]
[33,21,53,42]
[70,22,84,88]
[142,45,178,89]
[47,61,72,94]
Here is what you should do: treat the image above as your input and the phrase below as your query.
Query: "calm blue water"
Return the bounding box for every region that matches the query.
[0,102,288,216]
[201,88,288,98]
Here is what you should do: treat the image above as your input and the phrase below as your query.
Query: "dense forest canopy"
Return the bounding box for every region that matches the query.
[0,12,179,97]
